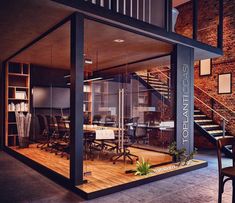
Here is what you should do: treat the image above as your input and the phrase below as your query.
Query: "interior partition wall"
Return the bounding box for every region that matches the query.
[0,62,4,150]
[3,15,72,182]
[82,17,177,185]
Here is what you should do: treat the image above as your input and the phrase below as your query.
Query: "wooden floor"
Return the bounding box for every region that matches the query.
[10,144,206,194]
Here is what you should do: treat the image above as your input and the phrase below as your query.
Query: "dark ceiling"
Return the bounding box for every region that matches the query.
[12,19,173,72]
[0,0,75,62]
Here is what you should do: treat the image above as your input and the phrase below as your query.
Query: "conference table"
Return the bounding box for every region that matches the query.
[83,124,120,133]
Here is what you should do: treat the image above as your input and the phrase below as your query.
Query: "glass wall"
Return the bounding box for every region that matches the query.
[7,21,71,179]
[82,19,175,184]
[6,15,177,187]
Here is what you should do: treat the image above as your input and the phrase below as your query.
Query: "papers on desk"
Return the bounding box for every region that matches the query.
[159,121,175,130]
[95,129,115,140]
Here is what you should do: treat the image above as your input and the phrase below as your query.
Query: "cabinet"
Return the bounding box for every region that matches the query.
[5,62,30,146]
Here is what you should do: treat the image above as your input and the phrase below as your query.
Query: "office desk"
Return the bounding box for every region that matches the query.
[83,125,120,133]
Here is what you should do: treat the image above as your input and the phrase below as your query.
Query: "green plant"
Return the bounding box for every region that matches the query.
[181,148,198,166]
[135,157,153,176]
[168,142,186,162]
[168,142,197,165]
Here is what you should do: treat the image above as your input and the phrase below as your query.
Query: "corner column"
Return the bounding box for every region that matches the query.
[70,12,84,185]
[0,62,4,150]
[172,44,194,153]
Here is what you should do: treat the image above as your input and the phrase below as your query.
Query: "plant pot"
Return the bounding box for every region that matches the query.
[172,155,180,163]
[18,137,29,148]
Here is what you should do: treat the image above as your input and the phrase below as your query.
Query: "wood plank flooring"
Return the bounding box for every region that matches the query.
[10,144,206,194]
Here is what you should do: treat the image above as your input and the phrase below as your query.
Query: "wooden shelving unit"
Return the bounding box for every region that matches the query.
[83,71,93,124]
[84,82,92,124]
[5,62,30,146]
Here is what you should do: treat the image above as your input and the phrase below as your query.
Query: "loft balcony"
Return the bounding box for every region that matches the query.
[53,0,224,59]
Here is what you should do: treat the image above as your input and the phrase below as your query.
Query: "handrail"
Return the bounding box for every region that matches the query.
[150,68,170,80]
[194,85,235,115]
[194,96,228,122]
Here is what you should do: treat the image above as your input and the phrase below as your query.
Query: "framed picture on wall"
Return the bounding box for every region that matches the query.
[199,59,212,76]
[218,73,232,94]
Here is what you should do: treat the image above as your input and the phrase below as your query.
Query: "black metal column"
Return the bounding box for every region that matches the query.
[165,0,172,32]
[193,0,198,40]
[218,0,224,49]
[70,12,84,186]
[172,44,194,154]
[0,62,3,150]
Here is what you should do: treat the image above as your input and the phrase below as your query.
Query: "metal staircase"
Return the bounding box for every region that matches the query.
[134,69,171,105]
[135,70,235,157]
[137,74,170,99]
[194,86,235,158]
[194,107,233,157]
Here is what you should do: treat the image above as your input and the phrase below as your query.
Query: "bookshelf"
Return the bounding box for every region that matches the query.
[5,62,30,146]
[84,82,92,124]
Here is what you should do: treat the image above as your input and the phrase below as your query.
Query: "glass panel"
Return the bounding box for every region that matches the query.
[197,0,219,46]
[174,0,219,47]
[174,0,193,37]
[8,21,71,179]
[83,18,175,190]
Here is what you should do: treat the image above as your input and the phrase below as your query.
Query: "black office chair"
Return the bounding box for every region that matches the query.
[217,137,235,203]
[36,114,49,149]
[84,113,90,124]
[55,116,70,138]
[104,115,116,127]
[112,117,139,164]
[46,115,59,136]
[135,125,149,144]
[92,114,102,125]
[54,115,70,158]
[44,115,62,152]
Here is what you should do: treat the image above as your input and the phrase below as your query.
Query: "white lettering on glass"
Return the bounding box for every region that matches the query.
[182,64,189,145]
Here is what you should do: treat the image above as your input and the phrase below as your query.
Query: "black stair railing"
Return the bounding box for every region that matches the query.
[194,85,235,137]
[149,67,171,99]
[136,68,171,100]
[194,96,228,137]
[83,0,166,28]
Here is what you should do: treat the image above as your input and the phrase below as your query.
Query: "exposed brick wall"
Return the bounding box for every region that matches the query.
[176,0,235,136]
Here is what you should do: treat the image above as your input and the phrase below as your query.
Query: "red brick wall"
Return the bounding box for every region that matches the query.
[176,0,235,136]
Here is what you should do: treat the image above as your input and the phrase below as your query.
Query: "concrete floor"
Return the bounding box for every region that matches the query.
[0,150,233,203]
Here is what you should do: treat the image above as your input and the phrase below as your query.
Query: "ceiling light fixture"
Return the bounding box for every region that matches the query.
[84,77,103,82]
[64,75,71,78]
[113,39,125,43]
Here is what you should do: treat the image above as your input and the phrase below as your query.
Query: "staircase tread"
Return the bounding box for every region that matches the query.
[195,119,213,123]
[152,86,169,89]
[215,136,234,140]
[207,130,224,134]
[154,87,169,93]
[156,91,169,95]
[151,84,169,87]
[200,125,220,128]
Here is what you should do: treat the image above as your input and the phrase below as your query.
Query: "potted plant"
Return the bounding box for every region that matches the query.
[180,148,197,166]
[135,157,153,176]
[168,142,186,163]
[168,142,197,165]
